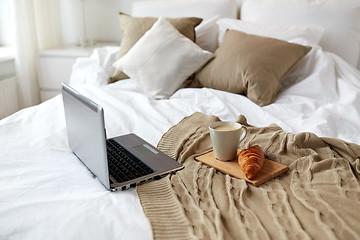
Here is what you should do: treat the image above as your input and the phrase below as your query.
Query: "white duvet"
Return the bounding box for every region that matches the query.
[0,45,359,240]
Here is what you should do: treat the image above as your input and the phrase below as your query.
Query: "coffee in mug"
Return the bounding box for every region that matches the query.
[209,121,247,161]
[213,125,237,131]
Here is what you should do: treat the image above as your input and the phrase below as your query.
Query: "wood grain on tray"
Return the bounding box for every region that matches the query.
[195,150,288,186]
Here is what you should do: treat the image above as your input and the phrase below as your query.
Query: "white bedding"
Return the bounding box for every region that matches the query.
[1,43,360,239]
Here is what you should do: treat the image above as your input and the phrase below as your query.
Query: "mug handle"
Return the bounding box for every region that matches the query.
[239,126,247,142]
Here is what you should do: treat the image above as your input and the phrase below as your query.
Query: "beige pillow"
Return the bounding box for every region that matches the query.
[194,30,311,106]
[109,13,202,83]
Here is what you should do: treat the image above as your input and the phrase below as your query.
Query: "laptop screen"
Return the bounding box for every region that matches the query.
[62,83,110,189]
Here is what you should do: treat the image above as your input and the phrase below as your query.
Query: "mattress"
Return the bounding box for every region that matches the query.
[0,41,359,239]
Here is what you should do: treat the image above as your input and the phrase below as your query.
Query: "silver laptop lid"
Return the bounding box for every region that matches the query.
[62,83,110,189]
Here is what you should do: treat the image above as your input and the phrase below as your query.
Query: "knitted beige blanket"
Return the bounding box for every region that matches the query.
[137,112,360,240]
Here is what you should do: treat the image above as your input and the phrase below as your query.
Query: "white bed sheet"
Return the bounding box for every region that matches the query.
[0,44,359,240]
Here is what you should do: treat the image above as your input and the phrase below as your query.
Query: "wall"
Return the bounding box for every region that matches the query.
[60,0,143,45]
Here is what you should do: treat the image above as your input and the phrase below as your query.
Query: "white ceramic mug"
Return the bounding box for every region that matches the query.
[209,121,247,161]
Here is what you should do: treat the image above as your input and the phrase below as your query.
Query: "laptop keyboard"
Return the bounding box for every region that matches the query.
[106,139,154,183]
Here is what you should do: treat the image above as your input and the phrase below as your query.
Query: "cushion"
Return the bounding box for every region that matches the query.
[112,17,214,99]
[195,15,220,52]
[217,18,324,46]
[241,0,360,68]
[109,13,202,83]
[194,30,311,106]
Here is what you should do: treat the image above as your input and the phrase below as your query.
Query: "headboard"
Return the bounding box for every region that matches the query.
[60,0,245,45]
[60,0,360,70]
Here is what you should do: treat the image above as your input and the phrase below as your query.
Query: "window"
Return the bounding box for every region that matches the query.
[0,0,13,47]
[0,0,14,63]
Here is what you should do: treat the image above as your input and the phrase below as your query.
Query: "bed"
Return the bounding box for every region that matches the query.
[1,0,360,239]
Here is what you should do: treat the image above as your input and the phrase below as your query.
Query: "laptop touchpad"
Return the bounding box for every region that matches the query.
[133,144,159,157]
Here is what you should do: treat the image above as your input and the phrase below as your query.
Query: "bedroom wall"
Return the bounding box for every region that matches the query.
[60,0,146,45]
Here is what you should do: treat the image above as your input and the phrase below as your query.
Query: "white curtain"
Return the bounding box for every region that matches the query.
[9,0,62,108]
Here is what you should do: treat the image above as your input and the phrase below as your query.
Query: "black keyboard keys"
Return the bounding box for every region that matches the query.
[106,139,154,183]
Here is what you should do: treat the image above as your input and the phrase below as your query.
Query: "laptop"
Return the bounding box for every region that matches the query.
[61,83,184,191]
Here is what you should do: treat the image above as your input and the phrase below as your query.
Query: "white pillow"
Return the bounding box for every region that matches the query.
[241,0,360,68]
[131,0,237,52]
[69,46,120,88]
[217,18,324,46]
[195,15,220,52]
[112,17,214,99]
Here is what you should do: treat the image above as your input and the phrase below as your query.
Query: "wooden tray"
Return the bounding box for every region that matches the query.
[195,150,289,187]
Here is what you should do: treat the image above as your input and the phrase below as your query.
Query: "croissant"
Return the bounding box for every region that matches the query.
[238,145,265,180]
